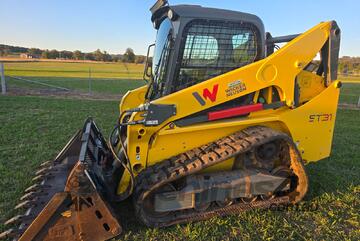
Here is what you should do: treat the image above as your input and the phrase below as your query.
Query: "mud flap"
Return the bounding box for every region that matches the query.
[1,119,122,241]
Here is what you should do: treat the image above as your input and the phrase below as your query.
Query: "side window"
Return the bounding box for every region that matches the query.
[179,35,219,87]
[174,20,258,93]
[232,32,256,62]
[183,35,218,65]
[232,33,250,48]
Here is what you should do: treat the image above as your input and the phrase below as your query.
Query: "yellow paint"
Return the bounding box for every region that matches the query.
[297,70,326,104]
[253,90,260,103]
[263,86,273,104]
[117,170,131,194]
[115,21,339,195]
[258,64,278,82]
[119,85,147,113]
[278,81,340,162]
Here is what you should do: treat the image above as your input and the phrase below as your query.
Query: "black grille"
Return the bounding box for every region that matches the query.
[174,20,259,92]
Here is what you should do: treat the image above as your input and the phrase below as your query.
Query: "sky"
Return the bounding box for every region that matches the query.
[0,0,359,56]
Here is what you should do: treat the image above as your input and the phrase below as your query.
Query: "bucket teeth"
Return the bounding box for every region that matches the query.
[32,174,47,182]
[25,184,51,193]
[35,167,50,176]
[15,200,34,210]
[4,214,34,226]
[25,184,41,193]
[20,191,37,201]
[0,228,15,239]
[4,215,24,225]
[40,161,51,167]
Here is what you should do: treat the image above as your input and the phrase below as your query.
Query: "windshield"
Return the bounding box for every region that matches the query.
[152,18,172,85]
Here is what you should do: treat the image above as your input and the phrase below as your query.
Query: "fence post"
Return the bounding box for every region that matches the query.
[0,63,6,95]
[357,96,360,108]
[88,67,92,95]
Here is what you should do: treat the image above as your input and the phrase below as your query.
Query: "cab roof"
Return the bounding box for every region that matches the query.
[151,3,264,34]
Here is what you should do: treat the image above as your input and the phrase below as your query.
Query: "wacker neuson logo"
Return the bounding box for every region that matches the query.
[192,84,219,106]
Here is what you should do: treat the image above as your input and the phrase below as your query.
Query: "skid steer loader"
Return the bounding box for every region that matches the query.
[1,0,341,240]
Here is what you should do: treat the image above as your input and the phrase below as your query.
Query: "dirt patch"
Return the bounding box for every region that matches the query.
[5,86,123,101]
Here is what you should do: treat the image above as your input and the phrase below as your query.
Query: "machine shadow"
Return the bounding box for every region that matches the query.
[111,199,146,233]
[302,158,357,202]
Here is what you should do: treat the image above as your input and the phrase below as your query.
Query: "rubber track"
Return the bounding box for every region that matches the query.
[133,126,308,227]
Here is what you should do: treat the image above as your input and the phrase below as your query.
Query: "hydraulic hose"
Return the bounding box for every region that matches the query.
[108,111,135,200]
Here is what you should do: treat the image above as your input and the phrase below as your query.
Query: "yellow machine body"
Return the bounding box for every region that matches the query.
[117,21,340,194]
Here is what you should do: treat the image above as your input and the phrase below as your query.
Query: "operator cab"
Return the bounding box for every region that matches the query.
[145,0,265,100]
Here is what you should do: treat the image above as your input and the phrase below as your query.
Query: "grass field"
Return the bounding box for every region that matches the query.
[4,61,146,95]
[0,61,359,240]
[4,62,145,79]
[1,61,360,102]
[339,75,360,83]
[6,76,146,95]
[0,95,359,240]
[339,82,360,105]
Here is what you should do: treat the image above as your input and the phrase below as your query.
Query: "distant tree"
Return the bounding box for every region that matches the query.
[135,55,146,64]
[2,48,10,56]
[85,52,95,61]
[123,48,135,63]
[103,50,112,62]
[342,64,348,75]
[60,50,73,59]
[41,50,50,59]
[0,49,4,57]
[28,48,42,56]
[0,44,28,54]
[49,49,59,59]
[338,57,360,75]
[73,50,84,60]
[112,55,120,62]
[94,49,104,61]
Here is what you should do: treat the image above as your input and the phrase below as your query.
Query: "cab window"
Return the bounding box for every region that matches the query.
[174,20,259,92]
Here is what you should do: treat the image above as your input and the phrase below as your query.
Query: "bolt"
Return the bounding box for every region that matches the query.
[295,61,304,68]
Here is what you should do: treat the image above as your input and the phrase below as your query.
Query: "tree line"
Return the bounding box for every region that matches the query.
[0,44,146,63]
[0,44,359,72]
[338,56,360,75]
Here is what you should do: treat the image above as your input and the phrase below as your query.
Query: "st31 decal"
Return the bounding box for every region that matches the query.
[193,84,219,106]
[309,113,333,123]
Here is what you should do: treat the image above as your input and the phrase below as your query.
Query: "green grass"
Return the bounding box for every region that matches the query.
[3,61,146,95]
[4,62,145,79]
[0,95,359,240]
[6,76,146,95]
[339,75,360,83]
[339,82,360,105]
